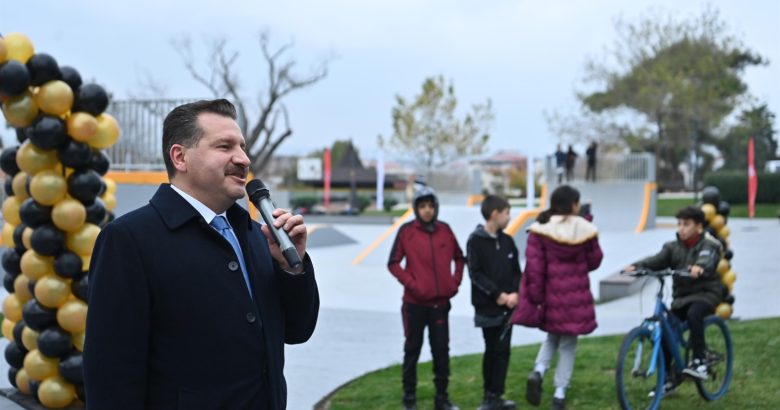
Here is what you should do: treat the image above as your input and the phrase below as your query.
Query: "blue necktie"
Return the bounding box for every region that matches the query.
[210,215,253,299]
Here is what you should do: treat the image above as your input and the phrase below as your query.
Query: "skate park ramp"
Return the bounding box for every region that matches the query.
[560,181,657,232]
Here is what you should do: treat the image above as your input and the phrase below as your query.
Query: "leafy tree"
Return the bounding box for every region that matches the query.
[308,140,361,168]
[381,76,493,179]
[173,32,331,176]
[717,105,777,170]
[551,7,767,188]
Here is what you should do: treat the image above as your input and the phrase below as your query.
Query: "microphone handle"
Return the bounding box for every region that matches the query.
[256,197,303,270]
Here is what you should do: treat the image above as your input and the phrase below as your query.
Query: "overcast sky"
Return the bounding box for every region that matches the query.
[2,0,778,163]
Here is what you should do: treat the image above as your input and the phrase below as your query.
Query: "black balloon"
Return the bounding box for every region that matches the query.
[1,248,22,275]
[60,66,83,92]
[22,300,58,332]
[0,60,31,97]
[58,140,93,169]
[27,279,36,296]
[68,169,102,205]
[89,150,110,176]
[30,224,65,256]
[12,321,27,347]
[0,146,20,176]
[27,115,70,150]
[37,326,72,359]
[76,383,86,402]
[29,379,40,401]
[701,186,720,207]
[8,367,18,389]
[85,197,106,225]
[19,198,53,228]
[4,178,13,196]
[72,83,109,116]
[718,201,731,217]
[54,252,83,279]
[72,274,88,302]
[12,223,28,252]
[15,127,28,143]
[4,342,26,369]
[724,249,734,260]
[26,53,62,86]
[58,352,84,385]
[3,273,15,293]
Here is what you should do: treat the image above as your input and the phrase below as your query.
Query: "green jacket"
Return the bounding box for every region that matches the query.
[635,232,724,309]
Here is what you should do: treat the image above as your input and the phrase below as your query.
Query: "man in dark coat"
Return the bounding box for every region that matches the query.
[84,99,319,409]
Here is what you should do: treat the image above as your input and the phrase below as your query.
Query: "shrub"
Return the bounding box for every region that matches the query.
[290,195,319,209]
[703,171,780,203]
[383,197,399,212]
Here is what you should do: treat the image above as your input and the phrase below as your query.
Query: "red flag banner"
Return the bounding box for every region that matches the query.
[323,148,332,208]
[747,137,757,218]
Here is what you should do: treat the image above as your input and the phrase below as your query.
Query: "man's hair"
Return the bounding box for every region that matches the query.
[162,99,238,178]
[675,206,705,225]
[480,195,510,220]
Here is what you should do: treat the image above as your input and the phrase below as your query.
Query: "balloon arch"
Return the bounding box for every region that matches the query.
[0,32,120,408]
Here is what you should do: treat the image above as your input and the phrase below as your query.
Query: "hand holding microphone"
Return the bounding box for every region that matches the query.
[246,179,304,271]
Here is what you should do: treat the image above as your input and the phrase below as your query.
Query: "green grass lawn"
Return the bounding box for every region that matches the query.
[658,198,780,219]
[324,317,780,409]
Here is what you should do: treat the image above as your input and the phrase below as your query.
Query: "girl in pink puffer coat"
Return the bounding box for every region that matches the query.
[511,185,603,409]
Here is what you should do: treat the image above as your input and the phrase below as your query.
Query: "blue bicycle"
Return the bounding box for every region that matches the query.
[615,268,733,410]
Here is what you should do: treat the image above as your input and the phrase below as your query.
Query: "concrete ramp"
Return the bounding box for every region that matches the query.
[554,181,656,232]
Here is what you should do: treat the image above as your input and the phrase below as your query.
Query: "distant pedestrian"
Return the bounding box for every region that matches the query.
[467,195,522,410]
[511,185,603,410]
[554,145,566,184]
[585,141,597,182]
[565,145,577,182]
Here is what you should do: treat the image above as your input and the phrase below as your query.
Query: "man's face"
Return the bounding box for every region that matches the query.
[677,218,702,241]
[174,113,250,212]
[417,200,435,223]
[492,207,511,230]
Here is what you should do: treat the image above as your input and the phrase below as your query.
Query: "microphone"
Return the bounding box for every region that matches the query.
[246,179,303,270]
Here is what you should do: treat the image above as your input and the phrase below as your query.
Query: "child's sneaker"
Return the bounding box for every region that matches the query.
[682,358,709,380]
[647,380,678,398]
[526,371,543,406]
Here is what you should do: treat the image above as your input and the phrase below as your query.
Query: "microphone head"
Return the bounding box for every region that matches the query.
[246,179,270,200]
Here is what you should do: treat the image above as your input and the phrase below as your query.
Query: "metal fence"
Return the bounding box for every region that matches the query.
[105,99,199,170]
[544,152,656,184]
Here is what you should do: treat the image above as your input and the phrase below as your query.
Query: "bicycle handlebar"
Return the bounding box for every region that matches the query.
[620,268,691,278]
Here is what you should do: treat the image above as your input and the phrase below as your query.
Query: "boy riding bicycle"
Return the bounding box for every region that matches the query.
[624,206,724,390]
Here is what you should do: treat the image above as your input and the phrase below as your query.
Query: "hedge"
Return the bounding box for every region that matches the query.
[703,171,780,203]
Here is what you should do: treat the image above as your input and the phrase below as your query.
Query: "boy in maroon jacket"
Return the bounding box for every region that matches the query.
[389,185,465,410]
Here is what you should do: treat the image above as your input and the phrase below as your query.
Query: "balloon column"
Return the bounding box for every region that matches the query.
[1,33,119,408]
[700,186,736,320]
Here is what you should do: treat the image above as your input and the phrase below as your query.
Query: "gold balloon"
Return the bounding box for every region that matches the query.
[701,204,716,222]
[0,37,7,63]
[2,294,23,322]
[722,270,737,287]
[14,273,33,302]
[35,275,72,308]
[104,177,117,195]
[72,330,84,352]
[21,326,39,351]
[35,80,74,116]
[89,113,120,149]
[16,141,59,175]
[709,215,725,231]
[12,171,31,201]
[2,223,15,248]
[23,349,59,381]
[22,226,33,251]
[15,369,31,395]
[30,169,68,206]
[80,255,91,271]
[39,375,75,409]
[716,259,730,275]
[3,33,35,63]
[2,318,15,341]
[102,193,117,211]
[21,250,55,281]
[66,223,100,256]
[2,91,39,128]
[52,198,87,232]
[66,112,98,142]
[56,300,87,333]
[717,225,730,240]
[2,196,22,226]
[715,302,733,320]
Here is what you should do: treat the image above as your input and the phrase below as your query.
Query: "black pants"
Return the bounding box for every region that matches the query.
[663,301,713,369]
[481,325,512,395]
[586,164,596,181]
[402,302,450,398]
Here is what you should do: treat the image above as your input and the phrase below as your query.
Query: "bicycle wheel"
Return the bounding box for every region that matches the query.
[616,326,665,410]
[695,315,733,400]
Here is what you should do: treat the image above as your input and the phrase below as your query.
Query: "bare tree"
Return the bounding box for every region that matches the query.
[172,32,330,175]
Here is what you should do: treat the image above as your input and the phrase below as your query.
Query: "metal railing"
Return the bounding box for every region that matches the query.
[544,152,656,184]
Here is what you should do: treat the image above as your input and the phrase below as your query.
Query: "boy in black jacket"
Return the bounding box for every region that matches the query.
[467,195,522,410]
